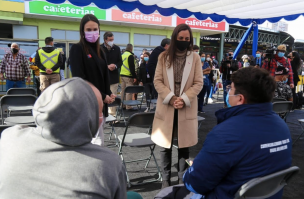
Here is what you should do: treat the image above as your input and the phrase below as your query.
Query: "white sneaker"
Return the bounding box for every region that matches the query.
[144,108,149,112]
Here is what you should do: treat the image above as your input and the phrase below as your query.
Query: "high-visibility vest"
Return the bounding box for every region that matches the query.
[38,49,60,73]
[120,51,135,77]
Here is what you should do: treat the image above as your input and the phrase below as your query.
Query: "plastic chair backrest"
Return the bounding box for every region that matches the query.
[124,86,145,94]
[7,88,36,95]
[272,101,293,114]
[234,166,300,199]
[272,98,287,102]
[127,112,154,128]
[0,95,37,124]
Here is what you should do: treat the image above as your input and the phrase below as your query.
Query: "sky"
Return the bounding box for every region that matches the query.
[285,16,304,40]
[260,16,304,40]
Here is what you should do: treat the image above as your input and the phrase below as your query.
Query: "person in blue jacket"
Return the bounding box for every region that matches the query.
[155,67,292,199]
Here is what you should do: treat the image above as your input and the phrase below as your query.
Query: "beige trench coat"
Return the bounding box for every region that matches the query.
[151,51,203,149]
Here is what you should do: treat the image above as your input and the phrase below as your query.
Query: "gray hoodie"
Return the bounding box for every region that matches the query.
[0,78,127,199]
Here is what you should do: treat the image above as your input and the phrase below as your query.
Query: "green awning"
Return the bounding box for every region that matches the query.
[0,11,23,22]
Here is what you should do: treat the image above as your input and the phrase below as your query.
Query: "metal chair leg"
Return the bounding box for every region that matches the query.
[145,145,155,169]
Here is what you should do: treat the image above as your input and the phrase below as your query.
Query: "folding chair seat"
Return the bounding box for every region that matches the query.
[234,166,299,199]
[272,98,287,102]
[118,112,161,187]
[0,95,37,125]
[272,101,293,122]
[120,86,145,124]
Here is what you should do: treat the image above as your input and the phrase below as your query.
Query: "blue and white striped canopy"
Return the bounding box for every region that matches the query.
[46,0,304,26]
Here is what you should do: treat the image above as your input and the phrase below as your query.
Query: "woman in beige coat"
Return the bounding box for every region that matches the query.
[151,24,203,188]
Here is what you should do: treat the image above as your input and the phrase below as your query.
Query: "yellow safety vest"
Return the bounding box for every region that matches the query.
[120,51,135,77]
[38,49,60,73]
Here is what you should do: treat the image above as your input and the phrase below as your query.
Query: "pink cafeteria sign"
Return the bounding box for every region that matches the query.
[176,17,226,31]
[112,9,172,26]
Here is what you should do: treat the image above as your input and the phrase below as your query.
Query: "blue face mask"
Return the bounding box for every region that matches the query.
[226,93,232,108]
[283,78,288,84]
[144,57,149,62]
[256,54,261,58]
[201,57,205,62]
[278,52,285,58]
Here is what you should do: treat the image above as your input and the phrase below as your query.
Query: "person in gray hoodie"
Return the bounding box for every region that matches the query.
[0,77,127,199]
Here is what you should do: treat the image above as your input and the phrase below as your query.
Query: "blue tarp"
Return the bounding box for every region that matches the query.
[46,0,304,26]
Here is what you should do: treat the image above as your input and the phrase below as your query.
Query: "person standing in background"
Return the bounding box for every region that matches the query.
[288,51,301,110]
[0,43,31,90]
[60,51,66,80]
[35,37,62,92]
[101,31,122,116]
[29,50,41,96]
[151,24,203,189]
[138,52,153,112]
[193,45,200,54]
[70,14,115,145]
[120,44,137,111]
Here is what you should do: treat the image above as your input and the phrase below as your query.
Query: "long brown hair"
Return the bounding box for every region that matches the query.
[79,14,101,58]
[163,24,193,68]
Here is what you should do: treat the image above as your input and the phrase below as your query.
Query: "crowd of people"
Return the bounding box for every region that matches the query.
[0,13,300,199]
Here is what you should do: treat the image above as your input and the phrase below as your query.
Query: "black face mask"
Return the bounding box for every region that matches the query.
[176,40,190,52]
[11,48,19,54]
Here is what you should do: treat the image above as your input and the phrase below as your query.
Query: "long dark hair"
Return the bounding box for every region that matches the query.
[79,14,101,58]
[163,24,193,68]
[291,51,301,71]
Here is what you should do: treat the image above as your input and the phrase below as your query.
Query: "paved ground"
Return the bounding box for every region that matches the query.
[103,94,304,199]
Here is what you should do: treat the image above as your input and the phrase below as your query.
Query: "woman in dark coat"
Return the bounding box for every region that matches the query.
[70,14,115,117]
[289,51,301,110]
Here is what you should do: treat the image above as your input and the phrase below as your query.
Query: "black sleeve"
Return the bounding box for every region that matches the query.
[101,50,112,96]
[60,54,66,70]
[115,46,122,70]
[147,50,160,79]
[51,53,63,72]
[35,50,47,71]
[70,44,86,79]
[128,55,136,78]
[138,64,144,82]
[230,60,239,71]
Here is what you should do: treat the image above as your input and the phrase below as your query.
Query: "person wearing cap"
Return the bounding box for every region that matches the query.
[262,44,294,89]
[274,66,293,102]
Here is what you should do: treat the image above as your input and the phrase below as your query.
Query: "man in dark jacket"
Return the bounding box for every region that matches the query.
[147,38,170,81]
[101,32,123,115]
[220,52,239,107]
[156,67,292,199]
[35,37,63,92]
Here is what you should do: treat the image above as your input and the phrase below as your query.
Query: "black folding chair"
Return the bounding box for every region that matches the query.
[234,166,299,199]
[272,98,287,102]
[118,112,161,187]
[6,88,36,115]
[293,119,304,146]
[7,88,36,95]
[0,95,37,125]
[272,101,293,122]
[105,97,121,146]
[120,86,145,124]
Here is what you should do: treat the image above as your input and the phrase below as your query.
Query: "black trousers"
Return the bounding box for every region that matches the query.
[36,77,41,96]
[160,110,189,181]
[292,87,297,110]
[144,82,157,108]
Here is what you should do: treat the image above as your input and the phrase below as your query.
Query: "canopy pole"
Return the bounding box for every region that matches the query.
[252,22,259,57]
[233,23,254,60]
[219,33,225,62]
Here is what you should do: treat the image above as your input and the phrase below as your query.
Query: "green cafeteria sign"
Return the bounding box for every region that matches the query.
[28,1,106,20]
